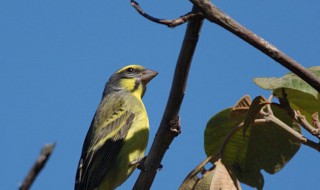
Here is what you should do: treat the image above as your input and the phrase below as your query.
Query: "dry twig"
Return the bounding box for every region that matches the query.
[312,112,320,129]
[295,111,320,139]
[131,0,202,28]
[19,143,56,190]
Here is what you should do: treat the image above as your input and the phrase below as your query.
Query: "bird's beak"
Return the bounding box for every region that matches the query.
[141,69,158,85]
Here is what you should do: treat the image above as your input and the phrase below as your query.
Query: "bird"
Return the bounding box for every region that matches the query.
[75,65,158,190]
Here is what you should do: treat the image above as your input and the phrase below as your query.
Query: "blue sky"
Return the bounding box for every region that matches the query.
[1,1,320,189]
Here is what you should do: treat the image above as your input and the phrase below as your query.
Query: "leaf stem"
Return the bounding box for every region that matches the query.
[278,90,320,140]
[264,113,320,152]
[295,111,320,139]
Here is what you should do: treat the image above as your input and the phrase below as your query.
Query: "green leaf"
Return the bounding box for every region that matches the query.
[254,66,320,99]
[204,103,301,189]
[204,108,247,159]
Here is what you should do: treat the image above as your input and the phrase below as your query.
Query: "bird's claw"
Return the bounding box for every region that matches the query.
[157,164,163,171]
[170,117,181,137]
[131,156,146,167]
[135,156,148,171]
[134,156,163,172]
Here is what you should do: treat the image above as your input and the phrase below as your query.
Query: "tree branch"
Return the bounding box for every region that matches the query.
[133,6,204,190]
[19,143,56,190]
[131,0,202,28]
[189,0,320,92]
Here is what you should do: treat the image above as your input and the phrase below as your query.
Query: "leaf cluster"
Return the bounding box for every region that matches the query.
[180,67,320,190]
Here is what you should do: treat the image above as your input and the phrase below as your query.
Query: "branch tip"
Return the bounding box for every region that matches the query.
[312,112,320,129]
[131,0,202,28]
[19,143,56,190]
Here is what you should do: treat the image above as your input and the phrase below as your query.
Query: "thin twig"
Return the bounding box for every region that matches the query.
[133,6,204,190]
[189,0,320,92]
[312,112,320,129]
[19,143,56,190]
[266,95,274,115]
[277,89,320,139]
[295,110,320,139]
[131,0,202,28]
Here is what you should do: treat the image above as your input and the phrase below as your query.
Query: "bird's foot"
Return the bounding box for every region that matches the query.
[133,156,163,171]
[170,116,181,137]
[130,156,146,167]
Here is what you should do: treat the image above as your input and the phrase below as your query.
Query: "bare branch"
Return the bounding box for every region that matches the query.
[131,0,202,28]
[189,0,320,92]
[133,6,204,190]
[19,143,56,190]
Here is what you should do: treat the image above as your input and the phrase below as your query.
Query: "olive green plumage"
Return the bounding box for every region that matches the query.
[75,65,157,190]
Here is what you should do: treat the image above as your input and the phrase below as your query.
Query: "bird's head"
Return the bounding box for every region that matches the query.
[104,65,158,99]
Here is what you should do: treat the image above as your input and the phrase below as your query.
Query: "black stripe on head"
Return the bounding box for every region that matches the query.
[131,80,141,93]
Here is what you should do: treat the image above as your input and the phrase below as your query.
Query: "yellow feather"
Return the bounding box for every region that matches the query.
[119,78,136,92]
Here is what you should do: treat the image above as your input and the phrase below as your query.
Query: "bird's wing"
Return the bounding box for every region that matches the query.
[75,102,135,190]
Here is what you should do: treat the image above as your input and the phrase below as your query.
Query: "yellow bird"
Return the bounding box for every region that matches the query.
[75,65,158,190]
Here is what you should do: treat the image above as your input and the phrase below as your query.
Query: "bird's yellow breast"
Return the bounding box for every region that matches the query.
[98,94,149,190]
[123,95,149,167]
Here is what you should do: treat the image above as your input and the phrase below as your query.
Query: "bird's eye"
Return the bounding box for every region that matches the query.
[127,68,135,73]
